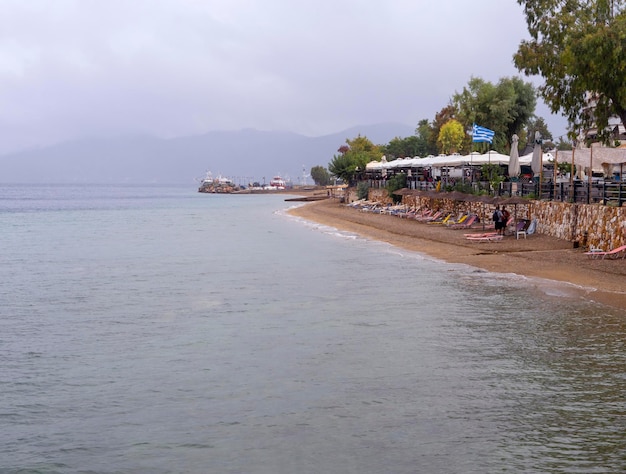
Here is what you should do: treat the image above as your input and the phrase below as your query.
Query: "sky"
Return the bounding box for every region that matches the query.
[0,0,570,155]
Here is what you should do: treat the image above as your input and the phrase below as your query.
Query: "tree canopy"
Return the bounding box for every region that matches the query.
[437,119,465,154]
[514,0,626,143]
[328,135,382,184]
[310,165,331,186]
[452,76,537,152]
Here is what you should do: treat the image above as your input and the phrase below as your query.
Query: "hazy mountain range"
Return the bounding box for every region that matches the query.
[0,122,415,185]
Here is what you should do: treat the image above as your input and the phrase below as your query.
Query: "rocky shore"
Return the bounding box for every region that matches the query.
[288,198,626,311]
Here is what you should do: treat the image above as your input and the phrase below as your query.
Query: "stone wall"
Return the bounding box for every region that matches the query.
[532,201,625,250]
[354,187,625,250]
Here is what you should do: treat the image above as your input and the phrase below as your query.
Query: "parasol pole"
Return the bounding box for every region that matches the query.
[554,150,558,200]
[539,145,543,199]
[571,147,575,187]
[587,145,593,204]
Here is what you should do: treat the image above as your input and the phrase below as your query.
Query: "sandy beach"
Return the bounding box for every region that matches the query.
[288,198,626,311]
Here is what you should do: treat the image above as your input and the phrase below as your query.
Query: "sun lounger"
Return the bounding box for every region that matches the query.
[465,234,503,242]
[584,244,626,259]
[464,230,498,238]
[427,213,454,225]
[448,214,477,229]
[410,209,433,220]
[415,210,442,222]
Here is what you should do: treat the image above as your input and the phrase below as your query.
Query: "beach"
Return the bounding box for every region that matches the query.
[289,198,626,311]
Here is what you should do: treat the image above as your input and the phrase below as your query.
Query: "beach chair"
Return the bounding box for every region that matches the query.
[427,213,453,225]
[464,230,498,238]
[416,210,442,222]
[515,219,531,239]
[584,244,626,260]
[443,213,468,226]
[465,234,503,242]
[410,208,432,220]
[449,214,477,229]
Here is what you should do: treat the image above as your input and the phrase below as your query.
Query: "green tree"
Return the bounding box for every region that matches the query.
[385,173,407,203]
[525,117,554,151]
[414,119,438,156]
[481,163,504,194]
[452,76,538,152]
[437,119,465,154]
[328,153,355,184]
[555,137,573,151]
[431,105,459,153]
[382,135,423,158]
[310,165,331,186]
[514,0,626,143]
[328,135,382,184]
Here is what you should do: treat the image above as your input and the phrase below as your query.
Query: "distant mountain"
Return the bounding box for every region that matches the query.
[0,122,415,184]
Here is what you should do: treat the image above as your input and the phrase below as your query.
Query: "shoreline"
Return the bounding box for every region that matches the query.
[288,198,626,311]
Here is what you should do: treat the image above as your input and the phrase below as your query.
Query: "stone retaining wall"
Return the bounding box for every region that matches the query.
[348,188,625,250]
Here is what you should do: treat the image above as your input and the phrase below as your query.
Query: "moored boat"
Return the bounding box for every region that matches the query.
[269,176,286,189]
[198,171,241,193]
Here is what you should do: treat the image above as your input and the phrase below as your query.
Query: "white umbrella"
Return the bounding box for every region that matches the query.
[508,134,521,178]
[531,131,542,176]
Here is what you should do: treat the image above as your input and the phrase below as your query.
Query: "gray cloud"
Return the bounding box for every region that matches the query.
[0,0,568,154]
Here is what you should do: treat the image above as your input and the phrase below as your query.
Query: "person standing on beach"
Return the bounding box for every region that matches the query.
[501,206,511,234]
[493,205,504,235]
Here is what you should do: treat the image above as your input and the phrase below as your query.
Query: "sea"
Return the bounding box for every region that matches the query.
[1,184,625,474]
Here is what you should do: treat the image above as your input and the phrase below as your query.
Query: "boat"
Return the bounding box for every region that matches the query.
[269,176,286,189]
[198,171,241,193]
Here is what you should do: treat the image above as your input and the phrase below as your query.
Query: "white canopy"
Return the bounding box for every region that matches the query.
[365,151,554,171]
[553,146,626,173]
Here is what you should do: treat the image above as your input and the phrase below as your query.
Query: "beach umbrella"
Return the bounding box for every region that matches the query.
[531,131,542,177]
[502,196,529,230]
[508,134,521,179]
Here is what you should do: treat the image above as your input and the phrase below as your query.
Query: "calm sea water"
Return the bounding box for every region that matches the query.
[1,184,625,474]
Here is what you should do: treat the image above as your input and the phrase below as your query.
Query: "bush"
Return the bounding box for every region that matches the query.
[356,181,369,200]
[385,174,407,203]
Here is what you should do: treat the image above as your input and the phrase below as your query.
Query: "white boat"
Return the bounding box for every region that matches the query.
[198,171,239,193]
[269,176,286,189]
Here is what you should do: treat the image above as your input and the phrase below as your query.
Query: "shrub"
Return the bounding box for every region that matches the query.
[356,181,369,200]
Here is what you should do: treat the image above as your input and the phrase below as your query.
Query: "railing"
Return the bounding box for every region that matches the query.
[534,181,625,206]
[362,173,626,207]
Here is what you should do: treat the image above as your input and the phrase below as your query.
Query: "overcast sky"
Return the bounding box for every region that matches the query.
[0,0,569,154]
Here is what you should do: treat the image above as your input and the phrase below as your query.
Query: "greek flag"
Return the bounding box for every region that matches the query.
[472,124,495,143]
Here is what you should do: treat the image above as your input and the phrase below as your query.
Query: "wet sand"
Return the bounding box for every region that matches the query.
[288,198,626,311]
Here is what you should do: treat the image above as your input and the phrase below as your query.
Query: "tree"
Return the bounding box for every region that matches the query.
[452,76,538,152]
[414,119,438,156]
[310,165,331,186]
[431,105,459,152]
[481,163,504,193]
[382,135,423,159]
[328,135,382,184]
[514,0,626,143]
[437,119,465,154]
[328,153,355,184]
[525,117,554,151]
[385,173,407,203]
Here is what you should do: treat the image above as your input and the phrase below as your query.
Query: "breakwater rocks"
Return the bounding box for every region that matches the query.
[198,182,242,193]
